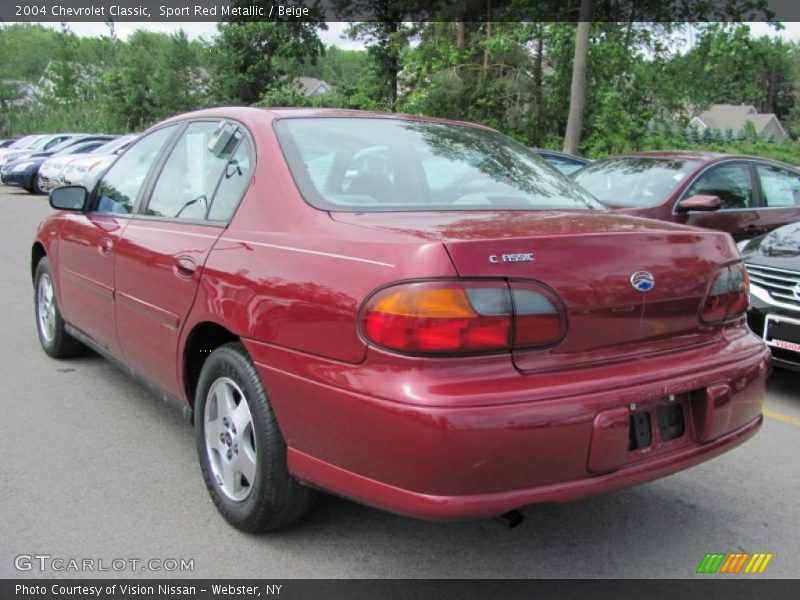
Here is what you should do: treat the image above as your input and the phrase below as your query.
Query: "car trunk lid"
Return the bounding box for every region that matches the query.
[332,210,736,370]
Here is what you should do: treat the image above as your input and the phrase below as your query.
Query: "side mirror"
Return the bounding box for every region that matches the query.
[678,195,721,212]
[49,186,88,211]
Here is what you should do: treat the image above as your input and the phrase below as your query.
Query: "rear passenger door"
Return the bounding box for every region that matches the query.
[679,161,759,240]
[753,162,800,233]
[114,120,255,398]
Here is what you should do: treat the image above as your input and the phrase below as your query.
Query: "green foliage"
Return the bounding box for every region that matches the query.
[674,24,795,119]
[2,6,800,170]
[639,133,800,165]
[211,1,325,105]
[2,103,126,135]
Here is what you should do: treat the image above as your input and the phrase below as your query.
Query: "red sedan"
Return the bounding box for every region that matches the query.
[573,151,800,240]
[33,109,769,532]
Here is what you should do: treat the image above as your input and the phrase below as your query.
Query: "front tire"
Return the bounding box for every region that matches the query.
[32,174,45,195]
[34,257,86,358]
[195,343,316,532]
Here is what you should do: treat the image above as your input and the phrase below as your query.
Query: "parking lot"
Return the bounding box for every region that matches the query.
[0,185,798,579]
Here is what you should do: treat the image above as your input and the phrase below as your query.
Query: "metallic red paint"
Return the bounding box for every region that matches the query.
[34,108,770,521]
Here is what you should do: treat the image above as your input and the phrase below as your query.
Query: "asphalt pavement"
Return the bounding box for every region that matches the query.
[0,186,798,579]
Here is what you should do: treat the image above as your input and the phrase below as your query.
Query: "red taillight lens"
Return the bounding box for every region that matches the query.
[701,263,749,324]
[510,284,565,348]
[362,281,565,355]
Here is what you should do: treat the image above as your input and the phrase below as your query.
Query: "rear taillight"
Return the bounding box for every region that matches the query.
[701,263,749,324]
[362,280,565,355]
[510,283,565,348]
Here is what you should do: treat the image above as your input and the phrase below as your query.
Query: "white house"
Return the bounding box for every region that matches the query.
[292,77,333,97]
[690,104,789,143]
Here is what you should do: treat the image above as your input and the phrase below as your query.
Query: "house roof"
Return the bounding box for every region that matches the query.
[292,76,330,96]
[693,103,784,137]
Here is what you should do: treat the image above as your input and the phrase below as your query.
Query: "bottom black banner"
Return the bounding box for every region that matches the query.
[1,579,799,600]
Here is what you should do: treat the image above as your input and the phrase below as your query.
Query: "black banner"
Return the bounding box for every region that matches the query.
[0,0,796,23]
[2,579,800,600]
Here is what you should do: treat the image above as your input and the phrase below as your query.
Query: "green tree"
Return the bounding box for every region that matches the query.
[153,30,209,117]
[46,24,81,104]
[212,1,325,105]
[335,1,424,111]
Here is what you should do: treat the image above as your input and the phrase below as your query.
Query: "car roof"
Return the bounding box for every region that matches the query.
[161,106,498,132]
[593,150,797,169]
[531,148,590,161]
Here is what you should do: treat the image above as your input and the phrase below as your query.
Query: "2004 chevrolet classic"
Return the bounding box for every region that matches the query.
[32,108,770,532]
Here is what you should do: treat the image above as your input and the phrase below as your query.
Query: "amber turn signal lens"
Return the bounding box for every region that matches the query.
[372,287,477,318]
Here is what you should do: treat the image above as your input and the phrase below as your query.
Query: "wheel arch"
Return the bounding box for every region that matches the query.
[31,241,46,282]
[182,321,241,408]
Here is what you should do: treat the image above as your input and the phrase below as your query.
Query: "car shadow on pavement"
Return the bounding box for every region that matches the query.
[251,480,733,578]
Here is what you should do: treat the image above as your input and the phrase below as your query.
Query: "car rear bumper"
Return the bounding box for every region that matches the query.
[245,331,770,520]
[287,415,761,519]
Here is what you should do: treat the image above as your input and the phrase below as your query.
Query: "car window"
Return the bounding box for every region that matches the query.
[343,146,393,191]
[756,165,800,207]
[43,135,71,150]
[275,117,602,211]
[95,126,177,215]
[9,136,37,148]
[53,141,104,156]
[685,163,753,210]
[419,151,472,190]
[145,121,237,220]
[207,136,254,222]
[573,157,698,208]
[91,136,134,155]
[543,155,585,175]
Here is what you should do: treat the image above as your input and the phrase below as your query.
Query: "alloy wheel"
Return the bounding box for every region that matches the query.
[37,273,56,342]
[204,377,257,502]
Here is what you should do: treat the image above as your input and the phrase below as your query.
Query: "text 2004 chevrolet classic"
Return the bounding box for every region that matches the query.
[32,108,769,532]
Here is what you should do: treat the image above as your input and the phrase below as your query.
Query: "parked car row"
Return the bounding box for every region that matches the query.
[0,132,139,194]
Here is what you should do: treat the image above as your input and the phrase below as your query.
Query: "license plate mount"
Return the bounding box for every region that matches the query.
[764,314,800,354]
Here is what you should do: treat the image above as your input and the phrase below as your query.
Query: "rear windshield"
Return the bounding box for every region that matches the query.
[573,157,699,208]
[274,117,603,212]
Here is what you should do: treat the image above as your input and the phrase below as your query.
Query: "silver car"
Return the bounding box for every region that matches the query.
[56,135,139,191]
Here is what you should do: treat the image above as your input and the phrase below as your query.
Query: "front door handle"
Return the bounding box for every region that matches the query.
[98,238,113,257]
[173,256,197,279]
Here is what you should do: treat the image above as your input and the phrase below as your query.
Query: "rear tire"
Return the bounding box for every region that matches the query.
[32,174,45,195]
[195,342,316,532]
[34,257,86,358]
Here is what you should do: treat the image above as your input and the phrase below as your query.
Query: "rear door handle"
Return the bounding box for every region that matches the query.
[173,256,197,279]
[98,238,113,257]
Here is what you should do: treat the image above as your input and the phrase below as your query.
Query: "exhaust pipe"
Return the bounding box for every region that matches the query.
[497,509,525,528]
